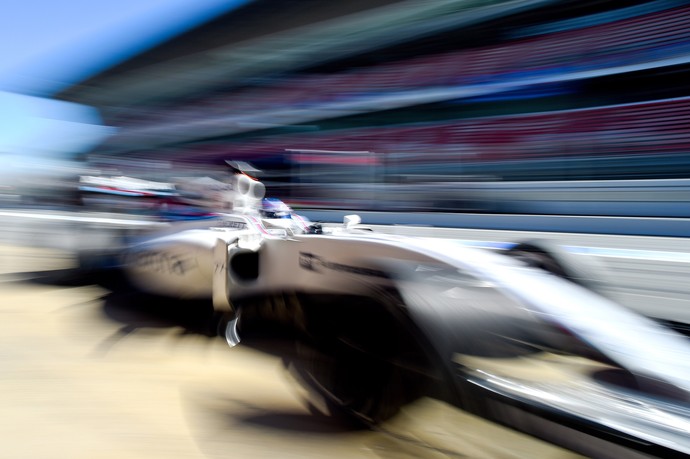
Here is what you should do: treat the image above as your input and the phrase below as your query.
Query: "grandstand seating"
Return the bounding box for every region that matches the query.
[114,3,690,140]
[169,95,690,183]
[109,2,690,188]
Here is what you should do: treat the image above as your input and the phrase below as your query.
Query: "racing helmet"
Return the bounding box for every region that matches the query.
[260,197,292,219]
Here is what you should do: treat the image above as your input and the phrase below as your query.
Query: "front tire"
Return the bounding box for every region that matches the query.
[284,292,432,426]
[506,239,609,294]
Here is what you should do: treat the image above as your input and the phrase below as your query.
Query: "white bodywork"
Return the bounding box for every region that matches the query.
[124,212,690,391]
[125,213,433,300]
[122,212,690,457]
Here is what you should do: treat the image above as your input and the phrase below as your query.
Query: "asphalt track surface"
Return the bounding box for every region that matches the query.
[0,245,584,459]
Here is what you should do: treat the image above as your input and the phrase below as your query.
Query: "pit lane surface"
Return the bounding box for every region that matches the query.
[0,245,583,459]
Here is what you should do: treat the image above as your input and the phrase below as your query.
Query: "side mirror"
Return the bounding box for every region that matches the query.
[343,214,362,229]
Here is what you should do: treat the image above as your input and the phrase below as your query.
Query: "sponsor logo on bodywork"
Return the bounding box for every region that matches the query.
[299,252,387,278]
[131,250,197,275]
[217,220,247,229]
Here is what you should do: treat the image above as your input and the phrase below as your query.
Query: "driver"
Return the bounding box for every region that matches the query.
[259,197,293,219]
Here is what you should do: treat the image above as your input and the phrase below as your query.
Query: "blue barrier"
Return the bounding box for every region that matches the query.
[301,210,690,238]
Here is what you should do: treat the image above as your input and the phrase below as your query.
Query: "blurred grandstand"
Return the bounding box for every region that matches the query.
[57,0,690,216]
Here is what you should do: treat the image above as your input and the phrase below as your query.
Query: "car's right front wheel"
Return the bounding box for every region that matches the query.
[284,292,435,427]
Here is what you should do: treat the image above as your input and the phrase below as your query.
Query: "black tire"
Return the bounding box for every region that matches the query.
[288,340,412,427]
[284,292,431,427]
[506,239,609,294]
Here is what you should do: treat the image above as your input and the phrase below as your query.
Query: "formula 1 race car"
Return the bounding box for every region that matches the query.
[120,211,690,459]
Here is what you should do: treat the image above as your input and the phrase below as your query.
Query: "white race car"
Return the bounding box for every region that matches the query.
[118,209,690,459]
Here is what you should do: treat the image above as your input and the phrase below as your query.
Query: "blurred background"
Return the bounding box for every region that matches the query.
[4,0,690,218]
[2,3,690,458]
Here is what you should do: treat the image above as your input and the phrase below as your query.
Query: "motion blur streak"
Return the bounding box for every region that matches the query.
[3,0,690,457]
